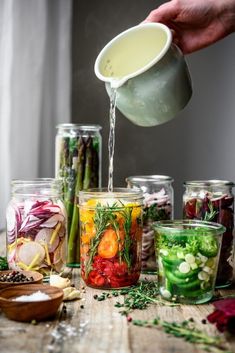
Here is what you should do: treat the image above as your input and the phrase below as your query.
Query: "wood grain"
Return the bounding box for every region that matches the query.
[0,232,234,353]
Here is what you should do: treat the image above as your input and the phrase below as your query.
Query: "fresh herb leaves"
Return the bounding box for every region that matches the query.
[133,318,231,353]
[93,280,177,315]
[0,256,8,270]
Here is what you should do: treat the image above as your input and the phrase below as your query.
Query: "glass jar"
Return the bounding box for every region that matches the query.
[126,175,174,273]
[6,179,67,275]
[55,124,102,267]
[183,180,234,288]
[79,188,143,289]
[153,220,224,304]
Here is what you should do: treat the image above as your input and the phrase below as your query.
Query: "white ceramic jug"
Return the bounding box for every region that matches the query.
[94,23,192,127]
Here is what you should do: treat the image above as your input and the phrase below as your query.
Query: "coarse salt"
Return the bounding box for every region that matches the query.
[13,290,50,302]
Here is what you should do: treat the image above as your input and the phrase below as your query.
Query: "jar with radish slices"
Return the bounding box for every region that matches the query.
[126,175,174,274]
[79,188,143,289]
[6,179,67,275]
[183,180,235,288]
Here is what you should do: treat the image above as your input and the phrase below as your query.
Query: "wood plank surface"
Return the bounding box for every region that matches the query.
[0,232,235,353]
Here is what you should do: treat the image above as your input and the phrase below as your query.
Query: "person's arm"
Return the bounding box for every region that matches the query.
[144,0,235,54]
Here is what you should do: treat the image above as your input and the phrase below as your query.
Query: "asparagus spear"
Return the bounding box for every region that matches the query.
[67,137,85,265]
[90,138,99,188]
[83,137,93,190]
[65,137,79,234]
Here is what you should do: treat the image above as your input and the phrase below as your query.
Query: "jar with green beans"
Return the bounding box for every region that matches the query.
[153,220,224,304]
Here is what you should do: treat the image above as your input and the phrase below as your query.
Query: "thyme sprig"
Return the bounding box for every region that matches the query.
[133,318,231,353]
[93,280,178,315]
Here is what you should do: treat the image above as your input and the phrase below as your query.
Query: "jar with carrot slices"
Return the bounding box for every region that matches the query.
[6,179,67,275]
[79,188,143,289]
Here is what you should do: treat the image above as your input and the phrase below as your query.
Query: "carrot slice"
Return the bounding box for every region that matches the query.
[98,229,118,259]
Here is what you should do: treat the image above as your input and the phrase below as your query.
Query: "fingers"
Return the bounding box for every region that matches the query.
[143,1,179,24]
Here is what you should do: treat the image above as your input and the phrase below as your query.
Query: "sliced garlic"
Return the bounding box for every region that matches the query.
[179,262,190,274]
[50,274,71,289]
[63,288,81,301]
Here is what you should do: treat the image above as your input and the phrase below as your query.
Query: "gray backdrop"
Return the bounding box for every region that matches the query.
[71,0,235,217]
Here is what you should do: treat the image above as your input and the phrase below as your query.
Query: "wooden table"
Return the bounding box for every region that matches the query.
[0,232,235,353]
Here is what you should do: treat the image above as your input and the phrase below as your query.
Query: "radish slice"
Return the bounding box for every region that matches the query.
[19,215,43,233]
[58,225,66,238]
[40,214,65,228]
[6,204,18,233]
[54,259,63,273]
[35,228,60,253]
[60,239,66,263]
[53,239,66,264]
[18,242,45,266]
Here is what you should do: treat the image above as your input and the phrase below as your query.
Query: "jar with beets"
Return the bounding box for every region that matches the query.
[183,180,234,288]
[79,188,143,289]
[6,179,67,275]
[126,175,174,274]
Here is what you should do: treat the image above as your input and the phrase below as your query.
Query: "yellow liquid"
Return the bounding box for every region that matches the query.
[100,26,168,80]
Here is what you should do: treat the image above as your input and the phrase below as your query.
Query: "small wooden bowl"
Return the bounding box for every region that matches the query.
[0,270,43,290]
[0,284,63,322]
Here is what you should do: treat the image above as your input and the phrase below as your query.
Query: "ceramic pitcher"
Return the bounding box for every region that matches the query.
[94,23,192,127]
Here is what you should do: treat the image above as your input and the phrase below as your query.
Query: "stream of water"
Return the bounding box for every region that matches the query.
[108,88,117,192]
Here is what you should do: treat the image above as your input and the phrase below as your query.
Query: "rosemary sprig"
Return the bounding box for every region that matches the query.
[85,202,126,277]
[119,206,133,270]
[133,318,231,353]
[204,201,218,221]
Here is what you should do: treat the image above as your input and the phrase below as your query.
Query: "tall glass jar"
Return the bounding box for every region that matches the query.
[6,179,67,275]
[55,124,102,267]
[126,175,174,273]
[183,180,234,288]
[79,188,143,289]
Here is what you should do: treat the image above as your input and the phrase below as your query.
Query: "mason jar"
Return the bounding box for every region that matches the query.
[153,220,224,304]
[183,180,234,288]
[6,179,67,275]
[126,175,174,273]
[79,188,143,289]
[55,124,102,267]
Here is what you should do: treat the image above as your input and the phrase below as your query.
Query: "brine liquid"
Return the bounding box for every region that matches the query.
[108,88,117,192]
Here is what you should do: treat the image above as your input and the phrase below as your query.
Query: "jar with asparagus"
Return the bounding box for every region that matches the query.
[55,124,102,267]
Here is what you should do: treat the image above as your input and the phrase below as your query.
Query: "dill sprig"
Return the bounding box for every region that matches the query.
[133,318,231,353]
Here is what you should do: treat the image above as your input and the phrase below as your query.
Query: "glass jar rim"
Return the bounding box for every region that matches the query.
[153,219,225,235]
[184,180,234,187]
[11,178,63,197]
[126,175,174,184]
[79,187,143,203]
[56,123,102,131]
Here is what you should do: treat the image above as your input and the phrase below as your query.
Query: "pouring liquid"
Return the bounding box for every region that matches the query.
[108,87,117,192]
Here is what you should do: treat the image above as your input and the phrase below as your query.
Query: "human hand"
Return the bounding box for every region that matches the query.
[144,0,235,54]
